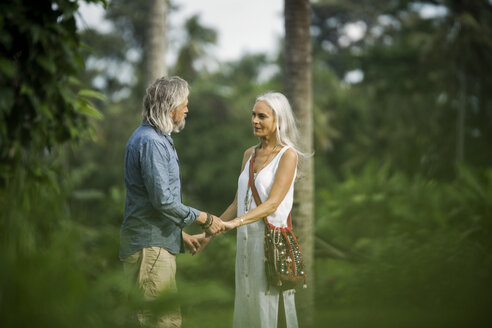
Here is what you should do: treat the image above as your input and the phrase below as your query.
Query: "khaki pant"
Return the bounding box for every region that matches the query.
[122,247,182,328]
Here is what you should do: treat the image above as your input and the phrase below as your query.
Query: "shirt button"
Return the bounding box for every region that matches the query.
[244,237,247,241]
[245,274,248,277]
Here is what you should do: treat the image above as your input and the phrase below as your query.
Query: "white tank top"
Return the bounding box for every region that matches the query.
[237,146,296,228]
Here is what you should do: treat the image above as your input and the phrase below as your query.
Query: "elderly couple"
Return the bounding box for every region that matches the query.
[120,76,302,328]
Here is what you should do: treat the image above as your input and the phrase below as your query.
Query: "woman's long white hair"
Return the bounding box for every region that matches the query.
[256,92,306,158]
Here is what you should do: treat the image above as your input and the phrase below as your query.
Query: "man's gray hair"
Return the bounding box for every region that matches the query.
[142,76,189,134]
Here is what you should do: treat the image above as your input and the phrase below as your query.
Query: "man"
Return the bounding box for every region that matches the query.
[120,76,224,327]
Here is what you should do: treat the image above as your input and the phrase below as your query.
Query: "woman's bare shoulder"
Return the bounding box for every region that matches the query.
[240,145,257,170]
[244,146,256,158]
[281,147,298,163]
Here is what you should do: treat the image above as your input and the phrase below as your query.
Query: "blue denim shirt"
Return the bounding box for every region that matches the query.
[119,122,200,258]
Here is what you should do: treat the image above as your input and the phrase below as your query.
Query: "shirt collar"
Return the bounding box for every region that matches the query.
[163,133,174,146]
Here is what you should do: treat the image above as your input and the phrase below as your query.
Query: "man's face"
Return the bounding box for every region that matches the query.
[170,97,189,131]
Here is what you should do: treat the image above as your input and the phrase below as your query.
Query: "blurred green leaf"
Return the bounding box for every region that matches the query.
[0,58,15,77]
[36,56,56,73]
[77,102,103,119]
[78,89,107,102]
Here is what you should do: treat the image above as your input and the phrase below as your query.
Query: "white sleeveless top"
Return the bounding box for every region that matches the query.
[237,145,296,227]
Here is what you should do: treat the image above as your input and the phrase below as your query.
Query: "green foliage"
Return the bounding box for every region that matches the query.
[315,163,492,325]
[0,162,132,327]
[0,0,105,183]
[0,1,146,327]
[313,0,492,179]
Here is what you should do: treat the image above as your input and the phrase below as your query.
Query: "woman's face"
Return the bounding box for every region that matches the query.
[252,100,276,138]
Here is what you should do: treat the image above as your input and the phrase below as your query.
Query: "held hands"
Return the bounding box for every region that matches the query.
[196,212,221,235]
[186,213,246,255]
[208,217,243,236]
[202,214,225,236]
[202,215,243,236]
[198,212,244,236]
[184,215,244,255]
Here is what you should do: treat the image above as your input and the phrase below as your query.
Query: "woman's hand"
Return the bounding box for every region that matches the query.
[224,217,245,231]
[223,220,238,231]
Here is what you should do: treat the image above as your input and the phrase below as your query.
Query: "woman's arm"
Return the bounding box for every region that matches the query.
[230,148,298,228]
[220,193,238,221]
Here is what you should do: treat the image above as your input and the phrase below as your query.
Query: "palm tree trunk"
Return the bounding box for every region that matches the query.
[146,0,168,84]
[284,0,314,327]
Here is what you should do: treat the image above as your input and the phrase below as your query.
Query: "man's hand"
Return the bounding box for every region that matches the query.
[183,232,212,255]
[204,215,225,236]
[182,231,201,255]
[195,233,212,254]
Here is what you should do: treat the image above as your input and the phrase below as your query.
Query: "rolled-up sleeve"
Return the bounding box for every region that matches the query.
[140,140,200,228]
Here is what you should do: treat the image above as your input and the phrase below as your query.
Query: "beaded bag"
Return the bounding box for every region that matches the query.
[248,150,306,291]
[263,214,306,291]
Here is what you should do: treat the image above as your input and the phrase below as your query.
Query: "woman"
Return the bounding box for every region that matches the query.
[219,92,302,328]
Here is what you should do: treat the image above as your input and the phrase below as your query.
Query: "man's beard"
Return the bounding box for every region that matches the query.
[173,117,186,132]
